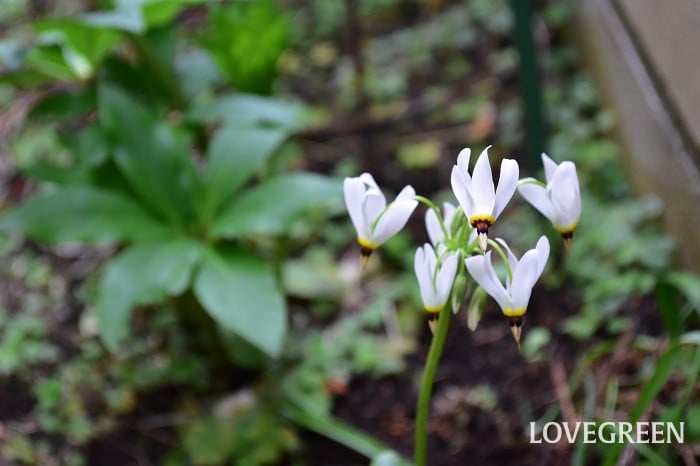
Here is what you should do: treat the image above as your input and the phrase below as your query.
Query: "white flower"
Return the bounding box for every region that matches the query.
[450,146,519,250]
[464,236,549,343]
[415,243,458,332]
[425,202,457,250]
[344,173,418,252]
[518,153,581,246]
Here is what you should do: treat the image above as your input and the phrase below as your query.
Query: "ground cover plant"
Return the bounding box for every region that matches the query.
[0,0,699,465]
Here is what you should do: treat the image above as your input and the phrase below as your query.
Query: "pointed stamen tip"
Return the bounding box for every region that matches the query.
[561,231,574,252]
[509,317,522,348]
[478,232,488,251]
[359,246,373,271]
[427,313,439,335]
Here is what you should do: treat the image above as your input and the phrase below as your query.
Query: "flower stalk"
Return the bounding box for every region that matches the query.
[414,305,452,466]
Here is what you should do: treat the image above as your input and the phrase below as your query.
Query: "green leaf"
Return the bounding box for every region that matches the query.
[98,85,202,226]
[0,186,170,244]
[370,451,406,466]
[665,271,700,312]
[188,93,304,132]
[27,18,120,80]
[96,239,201,350]
[197,0,289,94]
[212,173,342,238]
[601,342,681,466]
[203,125,287,218]
[83,0,206,33]
[193,246,286,357]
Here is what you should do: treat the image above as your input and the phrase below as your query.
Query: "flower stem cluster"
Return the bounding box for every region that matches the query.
[343,147,581,343]
[343,147,581,466]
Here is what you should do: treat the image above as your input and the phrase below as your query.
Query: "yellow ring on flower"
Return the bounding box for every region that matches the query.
[358,237,379,250]
[469,214,495,227]
[502,308,526,317]
[554,224,577,235]
[424,306,443,314]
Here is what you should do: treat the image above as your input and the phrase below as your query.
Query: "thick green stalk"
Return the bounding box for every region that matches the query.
[414,307,452,466]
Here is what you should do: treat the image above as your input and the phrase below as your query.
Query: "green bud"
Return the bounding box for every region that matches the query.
[450,266,468,314]
[467,286,488,331]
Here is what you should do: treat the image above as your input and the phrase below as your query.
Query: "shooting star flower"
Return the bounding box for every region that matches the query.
[464,236,549,345]
[414,243,458,333]
[425,202,457,250]
[450,146,519,251]
[518,153,581,250]
[344,173,418,264]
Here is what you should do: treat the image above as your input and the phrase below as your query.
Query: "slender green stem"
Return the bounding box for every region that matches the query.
[414,306,452,466]
[415,195,450,241]
[283,402,409,464]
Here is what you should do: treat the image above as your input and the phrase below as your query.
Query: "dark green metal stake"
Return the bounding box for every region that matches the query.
[509,0,547,165]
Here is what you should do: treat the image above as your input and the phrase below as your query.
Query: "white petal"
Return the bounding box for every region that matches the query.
[534,235,550,278]
[509,249,539,310]
[518,181,552,221]
[436,253,458,305]
[425,208,442,246]
[395,185,417,202]
[456,148,472,184]
[443,202,457,228]
[344,176,367,237]
[541,153,558,182]
[549,162,581,228]
[414,245,435,307]
[362,190,387,229]
[370,197,418,245]
[465,252,511,311]
[493,158,519,219]
[470,147,496,216]
[495,237,519,273]
[451,165,475,219]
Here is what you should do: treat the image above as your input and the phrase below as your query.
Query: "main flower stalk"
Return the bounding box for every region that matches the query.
[414,305,452,466]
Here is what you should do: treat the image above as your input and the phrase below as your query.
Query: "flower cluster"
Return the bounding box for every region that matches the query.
[344,147,581,344]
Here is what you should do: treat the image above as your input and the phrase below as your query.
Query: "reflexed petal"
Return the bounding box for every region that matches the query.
[425,209,442,246]
[451,166,474,218]
[549,162,581,228]
[493,158,519,219]
[470,147,496,216]
[443,202,457,228]
[395,185,417,202]
[534,235,550,278]
[436,253,458,305]
[456,148,472,187]
[541,153,558,182]
[363,190,386,226]
[518,181,552,221]
[465,252,511,311]
[509,249,539,310]
[370,197,418,245]
[344,177,367,237]
[495,238,519,273]
[414,245,435,307]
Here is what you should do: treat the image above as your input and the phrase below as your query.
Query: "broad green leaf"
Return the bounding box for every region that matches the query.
[197,0,289,94]
[96,239,201,350]
[0,186,170,244]
[193,246,286,357]
[30,19,121,80]
[187,93,304,132]
[98,85,202,226]
[665,271,700,312]
[203,125,286,218]
[83,0,205,33]
[212,173,342,239]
